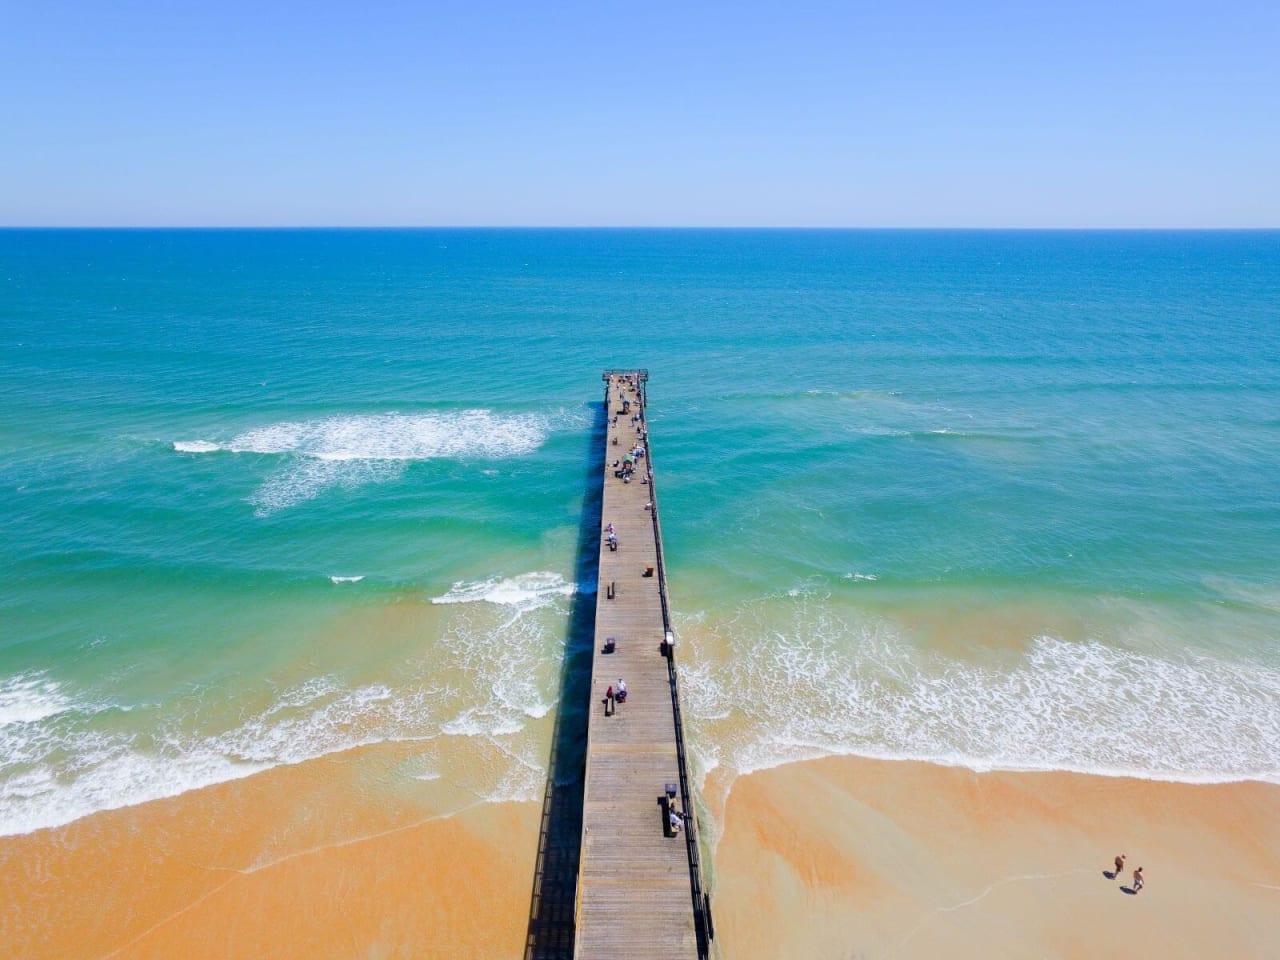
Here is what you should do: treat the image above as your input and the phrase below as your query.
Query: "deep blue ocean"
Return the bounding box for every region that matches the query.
[2,229,1279,836]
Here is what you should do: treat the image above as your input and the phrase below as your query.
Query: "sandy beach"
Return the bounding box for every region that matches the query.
[0,741,540,960]
[709,756,1280,959]
[8,747,1278,959]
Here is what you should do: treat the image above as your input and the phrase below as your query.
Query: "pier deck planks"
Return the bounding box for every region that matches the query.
[574,373,699,959]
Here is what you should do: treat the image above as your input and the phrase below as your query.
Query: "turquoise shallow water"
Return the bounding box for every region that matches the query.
[2,229,1279,835]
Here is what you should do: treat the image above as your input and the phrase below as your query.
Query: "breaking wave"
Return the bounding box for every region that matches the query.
[173,410,552,514]
[431,571,580,610]
[679,594,1280,787]
[0,566,577,836]
[0,672,74,727]
[172,440,220,453]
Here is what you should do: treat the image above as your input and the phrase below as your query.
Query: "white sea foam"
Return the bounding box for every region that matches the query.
[844,572,879,582]
[259,675,343,716]
[173,410,551,514]
[0,672,74,727]
[680,596,1280,788]
[330,575,365,584]
[0,749,274,837]
[431,571,577,610]
[0,675,461,836]
[441,710,526,738]
[0,567,572,835]
[12,576,1274,837]
[225,410,548,461]
[250,458,400,515]
[436,573,572,724]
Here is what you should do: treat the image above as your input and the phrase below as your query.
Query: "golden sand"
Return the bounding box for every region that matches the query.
[710,756,1280,959]
[7,746,1280,959]
[0,741,539,960]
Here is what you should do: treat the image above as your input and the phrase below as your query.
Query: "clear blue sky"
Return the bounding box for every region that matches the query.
[2,0,1276,226]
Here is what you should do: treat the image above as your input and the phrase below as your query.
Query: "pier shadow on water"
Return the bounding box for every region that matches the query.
[522,400,604,960]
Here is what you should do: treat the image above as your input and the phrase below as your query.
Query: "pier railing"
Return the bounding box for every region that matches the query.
[602,368,649,382]
[637,377,714,959]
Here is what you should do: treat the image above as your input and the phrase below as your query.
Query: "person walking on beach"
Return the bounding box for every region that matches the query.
[1132,867,1144,893]
[1114,853,1126,878]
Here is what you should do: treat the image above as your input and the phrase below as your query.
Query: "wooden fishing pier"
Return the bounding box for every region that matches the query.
[573,371,711,960]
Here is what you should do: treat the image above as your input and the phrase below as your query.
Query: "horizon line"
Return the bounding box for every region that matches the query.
[3,224,1278,232]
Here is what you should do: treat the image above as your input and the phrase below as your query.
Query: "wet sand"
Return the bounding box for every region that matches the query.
[0,741,539,960]
[709,756,1280,959]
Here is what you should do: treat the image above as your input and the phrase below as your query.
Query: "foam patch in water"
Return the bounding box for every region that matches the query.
[174,410,551,514]
[431,571,577,610]
[0,672,73,727]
